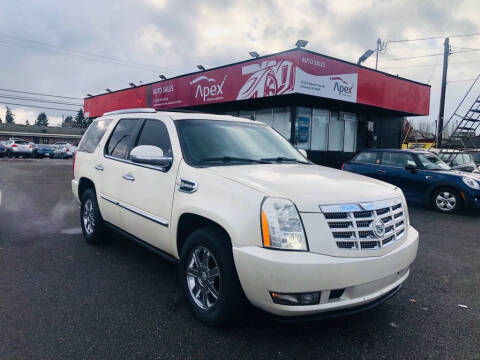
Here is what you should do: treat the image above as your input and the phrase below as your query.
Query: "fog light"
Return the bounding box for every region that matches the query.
[270,291,320,306]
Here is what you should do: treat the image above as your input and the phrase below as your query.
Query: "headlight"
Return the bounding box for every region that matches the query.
[261,197,308,251]
[395,187,410,228]
[462,177,480,190]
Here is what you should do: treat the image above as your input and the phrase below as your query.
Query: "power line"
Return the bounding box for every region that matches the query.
[448,78,478,83]
[380,48,480,63]
[0,94,82,107]
[381,59,480,70]
[389,33,480,43]
[0,101,80,112]
[0,88,82,100]
[0,33,180,73]
[381,52,444,62]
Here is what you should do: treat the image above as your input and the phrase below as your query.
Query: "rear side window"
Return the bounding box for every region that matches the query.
[134,120,173,157]
[381,152,416,167]
[78,119,112,153]
[105,119,138,159]
[353,151,379,164]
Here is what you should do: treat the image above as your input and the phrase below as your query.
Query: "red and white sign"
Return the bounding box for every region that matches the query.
[85,49,430,118]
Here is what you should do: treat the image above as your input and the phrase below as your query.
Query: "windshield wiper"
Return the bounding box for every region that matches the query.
[260,156,309,164]
[198,156,270,164]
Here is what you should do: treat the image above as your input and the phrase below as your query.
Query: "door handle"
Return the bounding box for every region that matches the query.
[425,175,433,179]
[94,164,104,171]
[377,170,387,174]
[122,173,135,182]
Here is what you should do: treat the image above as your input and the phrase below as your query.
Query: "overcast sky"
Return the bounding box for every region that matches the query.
[0,0,479,127]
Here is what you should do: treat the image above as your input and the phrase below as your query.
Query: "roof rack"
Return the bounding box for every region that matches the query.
[103,108,156,116]
[102,108,206,116]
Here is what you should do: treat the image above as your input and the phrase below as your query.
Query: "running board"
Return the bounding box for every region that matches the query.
[105,222,179,264]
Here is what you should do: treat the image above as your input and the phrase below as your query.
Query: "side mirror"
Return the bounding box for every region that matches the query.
[297,148,307,158]
[130,145,172,168]
[405,163,418,172]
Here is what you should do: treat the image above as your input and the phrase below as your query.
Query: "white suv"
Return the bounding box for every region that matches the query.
[72,109,419,326]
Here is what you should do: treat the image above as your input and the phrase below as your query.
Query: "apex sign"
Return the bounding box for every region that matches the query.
[190,75,227,102]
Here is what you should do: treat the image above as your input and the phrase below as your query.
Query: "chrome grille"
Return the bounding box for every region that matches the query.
[320,198,406,251]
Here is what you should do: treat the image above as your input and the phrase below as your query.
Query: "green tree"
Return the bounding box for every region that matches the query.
[35,112,49,126]
[5,107,15,123]
[25,119,30,125]
[63,115,73,127]
[74,108,85,128]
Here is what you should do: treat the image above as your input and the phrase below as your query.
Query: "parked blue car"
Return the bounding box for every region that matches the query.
[342,149,480,213]
[35,144,56,158]
[0,142,6,157]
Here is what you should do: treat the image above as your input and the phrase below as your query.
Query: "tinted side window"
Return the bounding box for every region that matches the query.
[78,119,113,153]
[381,152,415,167]
[134,120,173,157]
[106,119,138,159]
[353,151,378,164]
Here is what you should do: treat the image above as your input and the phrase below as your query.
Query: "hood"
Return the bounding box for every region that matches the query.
[434,169,480,179]
[207,164,399,212]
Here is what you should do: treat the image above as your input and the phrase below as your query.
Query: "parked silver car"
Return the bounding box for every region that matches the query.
[54,143,76,159]
[4,140,34,158]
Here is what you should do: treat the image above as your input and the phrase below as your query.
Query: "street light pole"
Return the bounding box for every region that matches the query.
[375,38,381,70]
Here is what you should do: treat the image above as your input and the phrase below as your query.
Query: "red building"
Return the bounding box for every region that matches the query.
[84,48,430,167]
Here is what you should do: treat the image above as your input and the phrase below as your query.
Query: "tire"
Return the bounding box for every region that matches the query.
[179,227,247,327]
[80,189,110,245]
[432,187,463,214]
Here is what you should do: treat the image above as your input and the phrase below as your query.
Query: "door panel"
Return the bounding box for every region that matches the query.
[97,118,140,228]
[97,157,126,227]
[116,119,178,252]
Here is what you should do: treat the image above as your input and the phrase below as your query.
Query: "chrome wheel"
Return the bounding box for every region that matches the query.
[186,246,221,310]
[436,191,457,211]
[82,199,95,235]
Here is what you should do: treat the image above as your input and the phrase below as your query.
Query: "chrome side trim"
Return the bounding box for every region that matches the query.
[319,197,401,213]
[100,194,169,227]
[104,154,171,173]
[177,178,198,193]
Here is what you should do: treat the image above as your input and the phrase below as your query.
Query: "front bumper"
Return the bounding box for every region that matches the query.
[464,190,480,209]
[71,179,80,204]
[233,226,418,317]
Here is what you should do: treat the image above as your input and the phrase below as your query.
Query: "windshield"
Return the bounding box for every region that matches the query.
[417,153,451,170]
[469,153,480,163]
[175,119,308,166]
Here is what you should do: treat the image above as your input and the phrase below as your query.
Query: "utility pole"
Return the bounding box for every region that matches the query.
[437,37,450,148]
[375,38,381,70]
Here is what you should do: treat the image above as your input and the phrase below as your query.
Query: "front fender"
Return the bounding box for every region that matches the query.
[424,181,463,204]
[170,163,266,257]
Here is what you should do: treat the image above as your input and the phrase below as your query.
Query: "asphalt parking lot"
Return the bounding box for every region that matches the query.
[0,158,479,359]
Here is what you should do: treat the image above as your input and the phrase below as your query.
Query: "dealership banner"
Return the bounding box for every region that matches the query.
[85,49,430,118]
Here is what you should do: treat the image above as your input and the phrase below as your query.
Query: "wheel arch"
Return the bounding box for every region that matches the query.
[78,177,96,200]
[427,183,465,206]
[176,212,232,258]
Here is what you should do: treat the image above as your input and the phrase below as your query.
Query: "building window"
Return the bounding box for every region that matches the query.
[311,108,329,151]
[296,107,357,152]
[296,107,311,150]
[43,138,49,144]
[273,107,291,140]
[343,112,357,152]
[328,111,344,151]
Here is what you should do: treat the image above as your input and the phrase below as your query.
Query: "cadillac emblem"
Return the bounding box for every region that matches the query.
[372,217,386,238]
